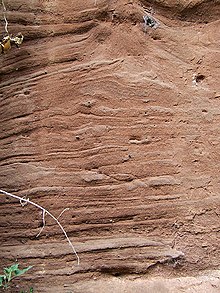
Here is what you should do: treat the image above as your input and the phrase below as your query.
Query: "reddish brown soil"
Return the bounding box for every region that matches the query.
[0,0,220,292]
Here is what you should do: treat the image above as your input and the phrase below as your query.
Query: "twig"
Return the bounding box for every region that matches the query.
[57,208,70,220]
[1,0,9,34]
[0,189,80,265]
[36,207,69,237]
[36,209,46,238]
[20,195,29,207]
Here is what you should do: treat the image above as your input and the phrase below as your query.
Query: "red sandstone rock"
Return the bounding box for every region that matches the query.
[0,0,220,291]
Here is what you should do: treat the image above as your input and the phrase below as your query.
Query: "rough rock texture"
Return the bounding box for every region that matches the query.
[0,0,220,291]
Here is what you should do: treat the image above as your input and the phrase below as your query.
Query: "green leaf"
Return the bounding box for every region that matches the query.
[3,269,11,282]
[14,266,33,277]
[3,267,10,275]
[3,263,19,280]
[9,264,19,271]
[0,275,6,287]
[2,264,32,284]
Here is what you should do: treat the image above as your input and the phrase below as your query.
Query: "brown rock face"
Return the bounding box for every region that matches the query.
[0,0,220,291]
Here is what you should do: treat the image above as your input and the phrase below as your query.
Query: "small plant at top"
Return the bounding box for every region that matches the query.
[1,0,24,54]
[0,263,32,289]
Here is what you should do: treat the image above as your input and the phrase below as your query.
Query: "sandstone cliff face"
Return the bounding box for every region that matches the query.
[0,0,220,291]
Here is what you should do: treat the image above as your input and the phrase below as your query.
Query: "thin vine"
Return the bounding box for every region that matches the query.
[1,0,9,34]
[0,189,80,265]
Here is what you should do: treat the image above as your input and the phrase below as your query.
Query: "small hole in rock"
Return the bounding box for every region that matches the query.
[195,74,205,83]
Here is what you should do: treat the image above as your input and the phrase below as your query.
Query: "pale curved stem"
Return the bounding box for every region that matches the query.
[0,189,80,265]
[1,0,9,34]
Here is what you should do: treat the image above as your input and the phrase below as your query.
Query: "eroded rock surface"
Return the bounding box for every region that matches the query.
[0,0,220,291]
